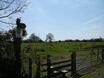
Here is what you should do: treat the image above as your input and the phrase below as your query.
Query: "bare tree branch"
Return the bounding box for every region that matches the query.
[0,20,15,25]
[0,6,21,18]
[0,0,29,26]
[0,0,15,10]
[0,0,28,19]
[0,0,10,4]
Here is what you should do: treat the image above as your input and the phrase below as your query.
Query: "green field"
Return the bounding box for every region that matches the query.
[21,42,104,78]
[22,42,104,57]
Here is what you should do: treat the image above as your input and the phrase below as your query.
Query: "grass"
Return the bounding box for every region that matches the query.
[81,63,104,78]
[21,42,104,78]
[22,42,104,56]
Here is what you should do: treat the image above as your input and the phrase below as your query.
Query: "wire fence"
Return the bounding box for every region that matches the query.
[76,47,104,76]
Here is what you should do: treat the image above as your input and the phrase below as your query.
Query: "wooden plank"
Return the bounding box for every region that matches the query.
[29,58,32,78]
[41,63,47,66]
[51,59,71,65]
[51,63,71,70]
[42,75,47,78]
[42,68,71,78]
[41,59,71,66]
[71,52,77,77]
[68,69,71,72]
[41,64,71,72]
[35,55,41,78]
[41,69,47,72]
[47,55,51,78]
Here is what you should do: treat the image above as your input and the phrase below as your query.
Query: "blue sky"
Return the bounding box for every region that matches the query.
[16,0,104,40]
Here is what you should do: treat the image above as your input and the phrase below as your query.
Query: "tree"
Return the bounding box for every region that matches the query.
[13,18,27,38]
[0,0,29,24]
[0,30,14,60]
[0,18,27,78]
[28,33,43,42]
[45,33,54,42]
[0,30,12,41]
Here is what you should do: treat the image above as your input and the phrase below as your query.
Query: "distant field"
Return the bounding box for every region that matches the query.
[22,42,104,56]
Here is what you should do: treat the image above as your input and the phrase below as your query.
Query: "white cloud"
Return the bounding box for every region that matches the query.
[80,14,104,26]
[75,14,104,39]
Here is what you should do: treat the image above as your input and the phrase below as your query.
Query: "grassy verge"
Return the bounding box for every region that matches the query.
[80,63,104,78]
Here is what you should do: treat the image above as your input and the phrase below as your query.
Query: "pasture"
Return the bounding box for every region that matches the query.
[22,42,104,56]
[21,42,104,78]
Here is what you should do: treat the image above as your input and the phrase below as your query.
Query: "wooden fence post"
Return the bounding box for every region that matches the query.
[47,55,51,78]
[29,58,32,78]
[71,51,77,78]
[14,38,22,78]
[35,55,41,78]
[97,48,100,60]
[102,48,104,62]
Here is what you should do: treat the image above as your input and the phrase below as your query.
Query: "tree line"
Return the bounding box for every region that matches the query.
[23,33,104,43]
[23,33,54,43]
[0,30,104,43]
[61,38,104,42]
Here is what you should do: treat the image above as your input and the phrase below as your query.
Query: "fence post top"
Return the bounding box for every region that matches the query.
[47,55,51,57]
[37,54,40,57]
[29,58,32,61]
[72,51,76,55]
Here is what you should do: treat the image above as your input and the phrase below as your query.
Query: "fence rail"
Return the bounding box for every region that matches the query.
[35,52,77,78]
[41,59,71,66]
